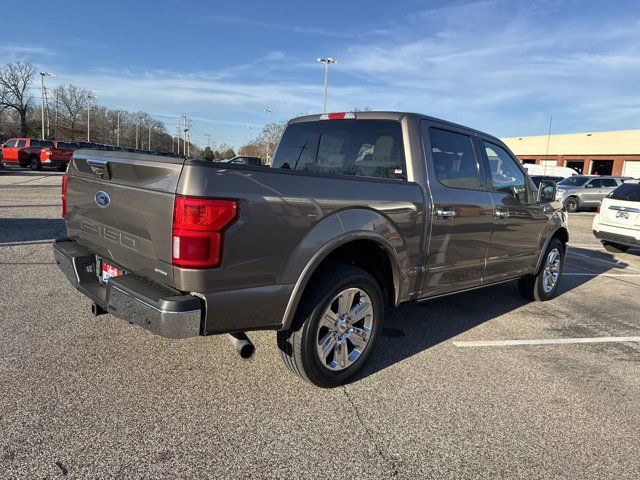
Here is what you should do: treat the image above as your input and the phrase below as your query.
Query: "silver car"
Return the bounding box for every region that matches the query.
[556,176,628,212]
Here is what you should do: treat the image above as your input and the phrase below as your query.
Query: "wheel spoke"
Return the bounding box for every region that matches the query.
[347,328,367,350]
[334,341,349,369]
[320,309,338,329]
[319,332,337,362]
[349,301,371,323]
[338,290,357,316]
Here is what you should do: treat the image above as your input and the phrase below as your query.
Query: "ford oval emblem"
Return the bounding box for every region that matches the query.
[95,191,110,208]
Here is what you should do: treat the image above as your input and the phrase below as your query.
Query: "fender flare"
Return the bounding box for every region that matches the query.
[279,209,410,331]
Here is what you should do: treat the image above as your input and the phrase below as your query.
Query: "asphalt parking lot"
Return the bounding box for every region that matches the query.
[1,168,639,479]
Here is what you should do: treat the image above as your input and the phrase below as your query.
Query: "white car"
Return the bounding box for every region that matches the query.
[592,180,640,252]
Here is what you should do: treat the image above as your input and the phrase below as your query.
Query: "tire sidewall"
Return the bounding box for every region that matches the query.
[299,271,383,387]
[564,197,578,213]
[29,157,41,170]
[535,239,564,300]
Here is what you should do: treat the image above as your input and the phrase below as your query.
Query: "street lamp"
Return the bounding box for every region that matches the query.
[264,108,273,124]
[317,57,337,113]
[40,72,55,139]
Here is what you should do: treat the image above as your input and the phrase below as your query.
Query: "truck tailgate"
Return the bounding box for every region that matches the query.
[65,150,184,287]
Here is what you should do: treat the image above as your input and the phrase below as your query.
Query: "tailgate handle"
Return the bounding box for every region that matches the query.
[87,158,111,180]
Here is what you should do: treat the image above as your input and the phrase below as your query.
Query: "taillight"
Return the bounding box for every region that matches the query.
[45,149,52,157]
[61,175,68,219]
[596,203,600,214]
[172,196,239,268]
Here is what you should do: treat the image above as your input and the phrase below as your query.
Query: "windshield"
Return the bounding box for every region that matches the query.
[558,176,588,187]
[609,183,640,202]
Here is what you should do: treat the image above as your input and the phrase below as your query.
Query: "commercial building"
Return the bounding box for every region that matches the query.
[501,129,640,178]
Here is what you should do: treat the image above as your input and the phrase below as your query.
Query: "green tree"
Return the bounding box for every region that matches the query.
[223,148,236,159]
[202,146,215,161]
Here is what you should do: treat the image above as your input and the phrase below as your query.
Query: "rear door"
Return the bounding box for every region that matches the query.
[582,178,603,205]
[479,138,546,281]
[65,151,185,287]
[419,121,494,297]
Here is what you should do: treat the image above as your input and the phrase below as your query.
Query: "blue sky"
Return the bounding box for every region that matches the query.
[2,0,639,148]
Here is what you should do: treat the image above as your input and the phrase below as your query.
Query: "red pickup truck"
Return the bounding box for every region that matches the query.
[1,138,77,171]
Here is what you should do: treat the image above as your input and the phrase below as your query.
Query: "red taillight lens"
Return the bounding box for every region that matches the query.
[172,196,238,268]
[596,204,600,213]
[61,175,68,219]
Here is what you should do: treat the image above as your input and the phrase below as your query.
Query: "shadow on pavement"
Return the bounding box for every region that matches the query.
[0,218,66,244]
[358,247,623,381]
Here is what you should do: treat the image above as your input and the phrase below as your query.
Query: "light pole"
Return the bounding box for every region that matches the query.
[264,108,273,124]
[40,72,55,139]
[87,104,91,142]
[317,57,337,113]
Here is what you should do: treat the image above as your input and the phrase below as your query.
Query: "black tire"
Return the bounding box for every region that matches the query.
[602,241,629,253]
[518,238,565,301]
[19,161,28,168]
[29,156,42,171]
[564,196,579,213]
[277,264,383,388]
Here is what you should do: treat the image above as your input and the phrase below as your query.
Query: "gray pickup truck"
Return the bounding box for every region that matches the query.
[54,111,568,387]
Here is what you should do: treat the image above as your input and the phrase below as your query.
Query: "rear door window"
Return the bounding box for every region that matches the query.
[586,179,603,188]
[600,179,617,188]
[272,120,406,180]
[16,140,26,148]
[428,128,481,190]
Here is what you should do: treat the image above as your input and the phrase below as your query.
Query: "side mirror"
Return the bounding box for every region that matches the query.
[537,180,557,203]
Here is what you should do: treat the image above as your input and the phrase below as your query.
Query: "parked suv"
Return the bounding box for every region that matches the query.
[556,176,628,212]
[53,111,568,387]
[593,180,640,252]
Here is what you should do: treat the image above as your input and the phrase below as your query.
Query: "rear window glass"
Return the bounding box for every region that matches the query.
[429,128,480,190]
[609,183,640,202]
[558,176,588,186]
[30,140,55,148]
[56,142,77,149]
[271,120,406,180]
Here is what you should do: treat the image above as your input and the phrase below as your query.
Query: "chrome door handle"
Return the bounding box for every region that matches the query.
[495,209,510,220]
[435,208,457,220]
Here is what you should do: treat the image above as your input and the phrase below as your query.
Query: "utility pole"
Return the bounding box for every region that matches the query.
[148,124,152,151]
[204,134,211,148]
[40,72,55,139]
[87,105,91,141]
[135,123,139,149]
[176,119,181,155]
[116,111,120,146]
[183,114,189,157]
[317,57,337,113]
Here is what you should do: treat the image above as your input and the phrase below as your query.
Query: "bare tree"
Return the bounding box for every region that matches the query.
[54,84,95,140]
[239,121,286,164]
[0,61,37,136]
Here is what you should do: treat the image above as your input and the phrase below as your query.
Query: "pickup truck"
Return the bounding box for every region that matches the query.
[1,138,72,171]
[53,111,568,387]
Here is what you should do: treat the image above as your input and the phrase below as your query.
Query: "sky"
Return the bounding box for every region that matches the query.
[1,0,639,148]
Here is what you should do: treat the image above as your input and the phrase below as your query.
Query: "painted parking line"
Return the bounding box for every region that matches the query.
[0,239,55,247]
[567,250,640,271]
[562,273,640,277]
[453,337,640,348]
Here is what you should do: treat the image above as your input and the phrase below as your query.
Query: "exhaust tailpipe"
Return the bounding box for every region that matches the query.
[228,332,255,359]
[91,302,107,316]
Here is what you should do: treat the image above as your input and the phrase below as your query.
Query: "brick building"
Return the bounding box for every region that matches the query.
[501,129,640,178]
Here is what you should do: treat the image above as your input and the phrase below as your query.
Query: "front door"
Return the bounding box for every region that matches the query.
[419,122,494,297]
[2,139,18,163]
[479,138,547,281]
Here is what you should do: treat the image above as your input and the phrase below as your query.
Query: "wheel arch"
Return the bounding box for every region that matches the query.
[279,209,410,331]
[534,226,569,274]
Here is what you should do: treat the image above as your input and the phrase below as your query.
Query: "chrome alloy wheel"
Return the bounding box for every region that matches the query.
[542,248,561,293]
[315,288,374,371]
